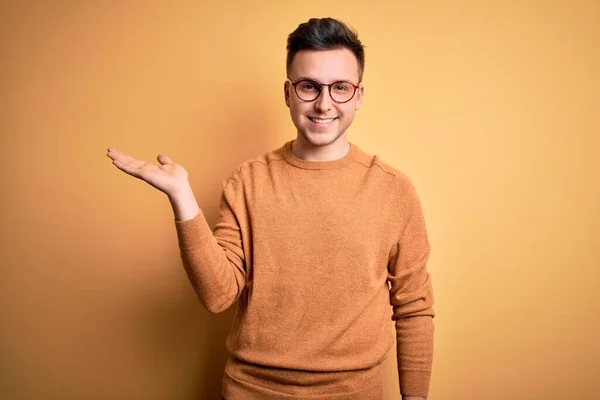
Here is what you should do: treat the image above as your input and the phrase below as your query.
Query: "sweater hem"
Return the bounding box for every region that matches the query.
[222,357,384,400]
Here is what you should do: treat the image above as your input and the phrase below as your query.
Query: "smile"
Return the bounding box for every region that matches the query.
[308,117,337,124]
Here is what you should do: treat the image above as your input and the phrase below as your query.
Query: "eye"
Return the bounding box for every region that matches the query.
[333,83,351,91]
[298,81,319,91]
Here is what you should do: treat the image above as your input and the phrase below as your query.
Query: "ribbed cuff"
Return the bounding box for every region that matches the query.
[399,369,431,397]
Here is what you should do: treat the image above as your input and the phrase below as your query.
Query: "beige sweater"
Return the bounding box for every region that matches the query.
[174,141,435,399]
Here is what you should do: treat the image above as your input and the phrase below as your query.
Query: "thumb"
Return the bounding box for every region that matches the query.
[157,154,174,165]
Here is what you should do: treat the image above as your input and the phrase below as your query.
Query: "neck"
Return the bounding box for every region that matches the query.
[292,134,350,162]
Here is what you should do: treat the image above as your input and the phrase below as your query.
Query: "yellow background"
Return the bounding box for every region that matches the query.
[1,1,598,399]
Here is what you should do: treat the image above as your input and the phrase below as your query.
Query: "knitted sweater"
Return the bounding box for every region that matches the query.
[174,140,435,399]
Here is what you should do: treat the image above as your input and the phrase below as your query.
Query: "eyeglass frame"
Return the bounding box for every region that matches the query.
[286,78,362,104]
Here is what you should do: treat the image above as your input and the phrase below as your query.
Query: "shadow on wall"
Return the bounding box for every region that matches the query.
[134,92,281,400]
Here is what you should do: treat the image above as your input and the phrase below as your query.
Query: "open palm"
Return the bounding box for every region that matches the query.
[106,148,190,196]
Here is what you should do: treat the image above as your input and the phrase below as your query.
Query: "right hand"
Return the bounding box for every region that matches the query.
[106,148,190,197]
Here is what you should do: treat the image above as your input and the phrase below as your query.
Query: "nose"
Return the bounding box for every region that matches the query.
[314,87,332,113]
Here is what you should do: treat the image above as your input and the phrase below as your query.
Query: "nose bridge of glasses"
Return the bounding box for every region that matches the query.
[315,83,334,107]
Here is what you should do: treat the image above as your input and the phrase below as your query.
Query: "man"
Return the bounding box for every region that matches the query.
[107,17,434,400]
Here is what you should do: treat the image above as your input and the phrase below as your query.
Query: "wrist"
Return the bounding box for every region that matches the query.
[168,184,200,221]
[166,183,194,202]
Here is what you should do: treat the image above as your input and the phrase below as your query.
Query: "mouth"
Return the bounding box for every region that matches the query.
[308,116,338,125]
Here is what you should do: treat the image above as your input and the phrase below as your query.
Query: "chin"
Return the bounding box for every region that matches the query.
[300,130,344,147]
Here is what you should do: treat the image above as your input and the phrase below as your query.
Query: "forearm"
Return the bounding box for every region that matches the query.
[172,179,246,313]
[176,213,245,313]
[396,314,434,397]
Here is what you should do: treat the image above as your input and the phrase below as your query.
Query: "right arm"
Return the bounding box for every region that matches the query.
[106,148,246,313]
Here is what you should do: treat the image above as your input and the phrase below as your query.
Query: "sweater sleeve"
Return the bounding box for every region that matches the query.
[173,171,247,314]
[387,179,435,398]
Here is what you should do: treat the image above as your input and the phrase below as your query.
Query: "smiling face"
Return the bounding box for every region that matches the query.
[284,48,364,149]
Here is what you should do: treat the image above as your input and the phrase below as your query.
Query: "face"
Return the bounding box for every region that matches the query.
[284,48,363,148]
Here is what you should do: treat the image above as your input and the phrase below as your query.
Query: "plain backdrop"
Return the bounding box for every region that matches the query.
[1,1,599,399]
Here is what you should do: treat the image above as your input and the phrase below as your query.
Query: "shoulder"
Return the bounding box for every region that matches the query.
[221,143,287,189]
[352,144,418,195]
[353,146,427,226]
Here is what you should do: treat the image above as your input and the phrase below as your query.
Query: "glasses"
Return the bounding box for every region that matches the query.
[288,79,360,103]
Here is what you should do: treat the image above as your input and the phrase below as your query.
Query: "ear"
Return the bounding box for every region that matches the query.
[355,85,364,111]
[284,80,291,108]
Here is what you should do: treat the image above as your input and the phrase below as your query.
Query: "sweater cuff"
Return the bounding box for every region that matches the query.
[174,212,214,250]
[399,369,431,397]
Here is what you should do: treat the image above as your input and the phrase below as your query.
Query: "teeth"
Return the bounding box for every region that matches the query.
[310,117,335,124]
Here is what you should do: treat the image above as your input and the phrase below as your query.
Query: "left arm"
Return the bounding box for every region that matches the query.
[388,178,435,399]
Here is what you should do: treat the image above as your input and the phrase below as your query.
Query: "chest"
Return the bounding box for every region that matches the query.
[245,174,398,262]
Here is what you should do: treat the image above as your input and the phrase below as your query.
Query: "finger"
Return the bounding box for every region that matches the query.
[111,158,143,178]
[107,148,130,161]
[107,148,127,157]
[108,149,144,166]
[106,148,119,159]
[157,154,174,165]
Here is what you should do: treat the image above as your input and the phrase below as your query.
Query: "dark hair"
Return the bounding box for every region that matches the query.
[286,18,365,81]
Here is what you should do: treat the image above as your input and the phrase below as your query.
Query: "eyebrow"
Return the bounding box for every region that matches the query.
[292,76,357,84]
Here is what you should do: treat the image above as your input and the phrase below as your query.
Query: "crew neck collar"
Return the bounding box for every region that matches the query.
[282,140,357,170]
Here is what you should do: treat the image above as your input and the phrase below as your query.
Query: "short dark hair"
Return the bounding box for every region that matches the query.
[286,18,365,81]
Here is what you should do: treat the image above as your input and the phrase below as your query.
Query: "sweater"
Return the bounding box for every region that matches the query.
[174,140,435,399]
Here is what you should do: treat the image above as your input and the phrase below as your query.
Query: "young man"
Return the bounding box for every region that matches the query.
[107,18,434,400]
